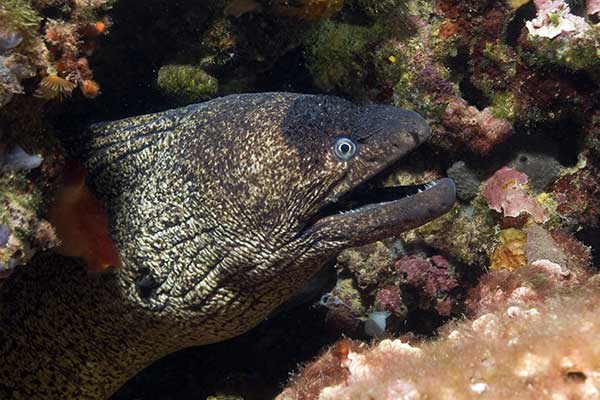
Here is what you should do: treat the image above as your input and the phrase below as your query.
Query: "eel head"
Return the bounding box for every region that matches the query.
[80,93,455,340]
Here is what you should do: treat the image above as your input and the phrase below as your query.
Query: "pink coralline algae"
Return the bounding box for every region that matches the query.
[550,163,600,228]
[483,167,548,223]
[440,97,513,154]
[588,0,600,16]
[527,0,592,39]
[395,255,459,316]
[466,226,591,317]
[374,286,405,317]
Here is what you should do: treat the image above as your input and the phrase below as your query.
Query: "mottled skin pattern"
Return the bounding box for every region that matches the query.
[0,93,455,399]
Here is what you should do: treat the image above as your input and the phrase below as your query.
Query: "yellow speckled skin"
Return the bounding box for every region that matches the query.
[0,93,450,399]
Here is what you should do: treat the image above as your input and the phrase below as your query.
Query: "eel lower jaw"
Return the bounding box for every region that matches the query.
[306,178,456,245]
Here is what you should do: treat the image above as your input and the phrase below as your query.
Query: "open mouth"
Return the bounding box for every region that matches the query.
[335,180,444,215]
[303,173,456,244]
[316,179,446,218]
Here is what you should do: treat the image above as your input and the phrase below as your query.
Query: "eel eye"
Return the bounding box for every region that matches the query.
[333,137,357,161]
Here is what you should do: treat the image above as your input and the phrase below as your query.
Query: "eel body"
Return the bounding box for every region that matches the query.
[0,93,455,399]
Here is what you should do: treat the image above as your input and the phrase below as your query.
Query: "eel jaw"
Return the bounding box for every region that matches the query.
[306,178,456,246]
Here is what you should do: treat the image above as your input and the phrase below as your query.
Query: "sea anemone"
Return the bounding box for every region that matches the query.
[34,75,76,100]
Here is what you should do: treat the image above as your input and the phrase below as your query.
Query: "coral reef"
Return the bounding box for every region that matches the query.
[226,0,345,19]
[394,255,459,317]
[0,0,117,279]
[440,97,514,154]
[482,166,548,224]
[319,277,365,338]
[319,242,464,339]
[351,0,408,19]
[508,151,562,192]
[278,275,600,400]
[336,241,395,290]
[524,0,600,76]
[0,152,58,279]
[0,0,598,397]
[550,159,600,228]
[0,0,113,106]
[406,197,498,266]
[304,21,382,99]
[0,27,38,107]
[489,228,527,271]
[466,223,591,316]
[446,161,482,201]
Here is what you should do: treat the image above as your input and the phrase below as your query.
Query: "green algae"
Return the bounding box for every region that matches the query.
[337,241,395,290]
[157,65,218,104]
[389,51,452,121]
[304,20,384,98]
[524,32,600,79]
[584,114,600,155]
[0,172,41,229]
[489,91,516,121]
[381,19,458,122]
[0,171,43,269]
[534,192,562,229]
[471,42,517,120]
[0,0,41,32]
[334,277,365,314]
[409,196,499,266]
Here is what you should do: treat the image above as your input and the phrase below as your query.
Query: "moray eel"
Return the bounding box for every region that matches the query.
[0,93,455,399]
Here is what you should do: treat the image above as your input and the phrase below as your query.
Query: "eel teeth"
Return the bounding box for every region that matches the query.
[336,180,440,215]
[339,209,359,215]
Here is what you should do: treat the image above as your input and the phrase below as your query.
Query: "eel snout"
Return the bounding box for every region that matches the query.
[356,106,432,152]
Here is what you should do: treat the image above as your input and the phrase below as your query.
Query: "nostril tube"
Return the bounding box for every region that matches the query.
[409,111,432,144]
[387,108,432,146]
